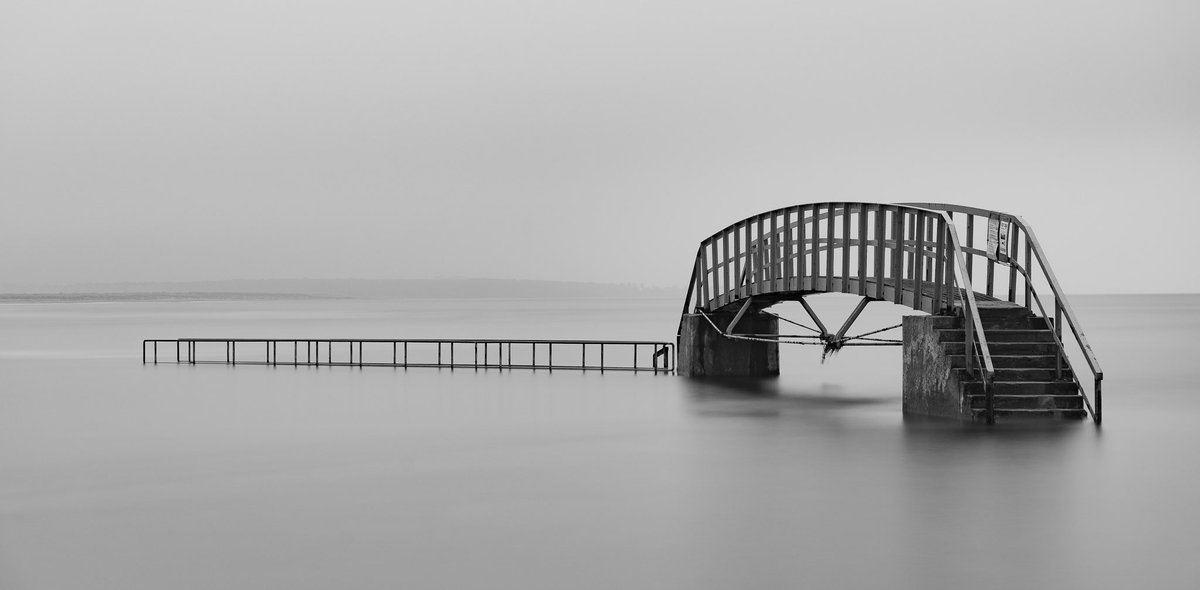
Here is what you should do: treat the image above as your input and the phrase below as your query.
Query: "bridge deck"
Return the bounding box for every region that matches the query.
[706,277,1002,315]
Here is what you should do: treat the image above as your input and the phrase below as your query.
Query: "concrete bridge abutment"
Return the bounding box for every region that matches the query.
[677,311,779,377]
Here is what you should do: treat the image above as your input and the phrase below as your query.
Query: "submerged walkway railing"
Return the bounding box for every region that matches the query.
[143,338,675,373]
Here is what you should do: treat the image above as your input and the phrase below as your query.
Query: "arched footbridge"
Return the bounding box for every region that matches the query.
[677,203,1103,424]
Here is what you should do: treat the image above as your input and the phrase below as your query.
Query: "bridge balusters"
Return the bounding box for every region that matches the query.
[766,211,777,290]
[965,214,976,282]
[890,208,902,305]
[902,211,913,284]
[1007,224,1020,303]
[839,205,849,292]
[781,208,793,290]
[933,218,947,310]
[1024,234,1033,309]
[751,217,760,295]
[823,205,833,292]
[873,207,882,292]
[796,206,807,286]
[855,204,867,296]
[721,229,732,305]
[913,210,927,311]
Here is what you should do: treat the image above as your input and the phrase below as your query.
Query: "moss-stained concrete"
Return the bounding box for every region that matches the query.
[902,315,967,420]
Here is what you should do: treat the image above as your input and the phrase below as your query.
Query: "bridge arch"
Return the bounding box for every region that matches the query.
[681,202,965,317]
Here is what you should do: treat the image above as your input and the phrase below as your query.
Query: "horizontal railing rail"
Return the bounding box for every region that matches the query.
[683,203,970,315]
[143,338,675,373]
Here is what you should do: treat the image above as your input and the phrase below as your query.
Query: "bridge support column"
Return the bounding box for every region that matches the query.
[677,312,779,377]
[902,315,969,420]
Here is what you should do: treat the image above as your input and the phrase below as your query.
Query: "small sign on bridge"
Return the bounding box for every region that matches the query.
[986,215,1010,260]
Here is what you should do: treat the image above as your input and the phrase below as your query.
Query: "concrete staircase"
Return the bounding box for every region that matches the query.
[940,302,1086,421]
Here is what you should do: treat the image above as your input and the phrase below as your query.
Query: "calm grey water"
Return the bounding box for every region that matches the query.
[2,294,1197,589]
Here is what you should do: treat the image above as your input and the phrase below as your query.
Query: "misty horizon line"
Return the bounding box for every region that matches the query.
[0,277,684,300]
[0,276,1192,300]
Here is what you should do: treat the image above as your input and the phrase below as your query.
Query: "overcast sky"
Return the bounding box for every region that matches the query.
[3,1,1197,293]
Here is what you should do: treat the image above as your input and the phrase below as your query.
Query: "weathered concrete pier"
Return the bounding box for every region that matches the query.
[676,202,1102,424]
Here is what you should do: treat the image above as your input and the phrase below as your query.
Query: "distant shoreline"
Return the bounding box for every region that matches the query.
[1,291,1186,305]
[0,278,681,301]
[0,292,339,304]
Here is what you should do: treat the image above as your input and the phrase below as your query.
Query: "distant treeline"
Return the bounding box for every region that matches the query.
[0,292,330,303]
[5,279,679,301]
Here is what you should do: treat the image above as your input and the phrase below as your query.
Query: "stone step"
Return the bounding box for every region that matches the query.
[955,367,1073,381]
[975,303,1035,318]
[942,341,1059,355]
[980,317,1052,330]
[947,354,1060,369]
[961,380,1080,396]
[969,408,1088,421]
[966,394,1084,410]
[937,329,1056,343]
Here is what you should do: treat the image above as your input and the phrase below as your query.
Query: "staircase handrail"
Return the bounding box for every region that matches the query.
[938,213,997,422]
[901,202,1103,423]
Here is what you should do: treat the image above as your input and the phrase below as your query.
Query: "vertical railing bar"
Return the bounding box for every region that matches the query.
[933,218,947,311]
[857,204,868,296]
[798,206,808,287]
[891,208,904,305]
[1024,233,1033,310]
[905,212,915,281]
[721,230,732,304]
[912,210,925,310]
[1008,224,1020,303]
[824,204,835,292]
[755,215,765,294]
[768,211,778,290]
[924,216,933,282]
[782,208,794,291]
[733,221,744,299]
[965,214,975,281]
[873,207,885,300]
[1055,303,1064,379]
[841,204,851,293]
[986,218,996,299]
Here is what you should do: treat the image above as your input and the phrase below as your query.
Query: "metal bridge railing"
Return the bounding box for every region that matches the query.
[901,203,1103,424]
[677,202,1000,419]
[143,338,675,374]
